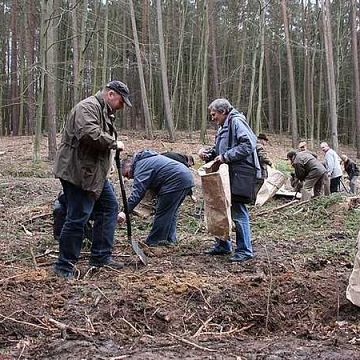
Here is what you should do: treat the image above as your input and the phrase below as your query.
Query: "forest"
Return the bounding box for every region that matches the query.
[2,1,360,358]
[1,0,360,158]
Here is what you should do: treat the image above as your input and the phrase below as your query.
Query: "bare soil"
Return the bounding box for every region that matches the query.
[1,132,360,359]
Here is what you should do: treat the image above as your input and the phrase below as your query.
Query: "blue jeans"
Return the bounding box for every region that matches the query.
[146,188,191,245]
[55,179,118,272]
[231,201,253,257]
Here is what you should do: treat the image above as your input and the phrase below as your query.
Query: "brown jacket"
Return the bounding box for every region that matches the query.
[256,141,272,179]
[53,92,117,199]
[292,151,327,182]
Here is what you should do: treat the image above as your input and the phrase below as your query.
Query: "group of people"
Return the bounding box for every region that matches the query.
[52,79,358,279]
[52,80,261,278]
[286,141,359,202]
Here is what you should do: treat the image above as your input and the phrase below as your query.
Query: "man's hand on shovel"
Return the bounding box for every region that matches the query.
[116,140,125,151]
[117,211,126,224]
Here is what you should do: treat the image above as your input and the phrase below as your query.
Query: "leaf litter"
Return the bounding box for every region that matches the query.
[0,133,360,359]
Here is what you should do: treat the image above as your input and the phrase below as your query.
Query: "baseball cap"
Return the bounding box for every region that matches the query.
[106,80,132,107]
[287,150,297,160]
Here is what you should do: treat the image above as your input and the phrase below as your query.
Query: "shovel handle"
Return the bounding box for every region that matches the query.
[115,149,132,242]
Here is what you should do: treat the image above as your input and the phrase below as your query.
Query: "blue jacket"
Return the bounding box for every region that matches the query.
[209,109,260,176]
[127,150,194,212]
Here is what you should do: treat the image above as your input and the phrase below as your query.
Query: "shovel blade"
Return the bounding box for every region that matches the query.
[131,239,148,265]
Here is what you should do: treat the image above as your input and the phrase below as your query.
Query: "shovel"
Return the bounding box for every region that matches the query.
[115,150,148,266]
[340,178,350,194]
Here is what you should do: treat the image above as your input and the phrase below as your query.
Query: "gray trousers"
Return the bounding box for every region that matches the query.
[301,173,330,201]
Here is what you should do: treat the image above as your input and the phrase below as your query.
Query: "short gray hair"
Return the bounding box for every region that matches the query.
[208,98,232,114]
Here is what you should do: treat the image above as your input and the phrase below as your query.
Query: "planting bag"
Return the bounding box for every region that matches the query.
[346,230,360,307]
[255,167,287,206]
[198,161,232,238]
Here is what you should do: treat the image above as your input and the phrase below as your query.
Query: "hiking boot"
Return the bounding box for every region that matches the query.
[230,253,254,262]
[205,238,232,255]
[53,267,74,279]
[145,240,176,247]
[89,258,124,269]
[205,246,232,255]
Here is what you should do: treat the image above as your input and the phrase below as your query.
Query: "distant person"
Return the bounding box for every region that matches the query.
[341,154,359,194]
[298,141,317,158]
[118,150,194,247]
[53,80,131,278]
[320,142,342,193]
[256,133,272,193]
[287,150,330,201]
[298,141,308,151]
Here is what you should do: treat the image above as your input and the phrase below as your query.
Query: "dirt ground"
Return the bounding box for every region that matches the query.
[1,131,360,359]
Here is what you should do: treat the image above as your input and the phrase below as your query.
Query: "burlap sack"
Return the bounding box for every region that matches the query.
[255,167,287,206]
[346,230,360,307]
[198,161,232,238]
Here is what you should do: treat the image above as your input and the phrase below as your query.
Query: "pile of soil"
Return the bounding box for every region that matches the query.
[1,132,360,359]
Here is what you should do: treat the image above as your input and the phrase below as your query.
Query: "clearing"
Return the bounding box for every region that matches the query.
[1,132,360,359]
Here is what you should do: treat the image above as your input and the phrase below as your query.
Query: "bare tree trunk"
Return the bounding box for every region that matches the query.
[102,0,109,84]
[208,0,219,97]
[200,0,209,142]
[78,0,88,99]
[156,0,175,141]
[186,25,194,132]
[171,1,187,127]
[321,0,338,150]
[129,0,153,139]
[255,2,265,134]
[47,0,57,160]
[10,0,19,135]
[235,32,246,109]
[316,54,323,145]
[351,0,360,157]
[265,40,274,132]
[33,0,47,162]
[18,19,25,136]
[247,36,259,125]
[24,0,36,135]
[303,1,309,140]
[70,0,80,104]
[281,0,298,147]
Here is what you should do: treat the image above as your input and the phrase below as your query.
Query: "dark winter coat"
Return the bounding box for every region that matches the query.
[292,151,327,182]
[344,159,359,179]
[256,141,272,179]
[127,150,194,213]
[53,91,117,199]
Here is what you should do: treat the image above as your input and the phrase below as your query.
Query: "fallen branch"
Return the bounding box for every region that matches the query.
[198,323,254,337]
[120,317,141,334]
[48,317,96,340]
[192,316,214,338]
[169,333,217,352]
[255,199,311,216]
[0,312,49,330]
[21,212,52,224]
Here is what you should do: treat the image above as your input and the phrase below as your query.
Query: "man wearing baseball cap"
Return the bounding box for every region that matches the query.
[53,80,132,278]
[106,80,132,108]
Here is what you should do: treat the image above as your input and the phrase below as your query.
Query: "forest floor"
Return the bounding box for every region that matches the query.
[1,131,360,359]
